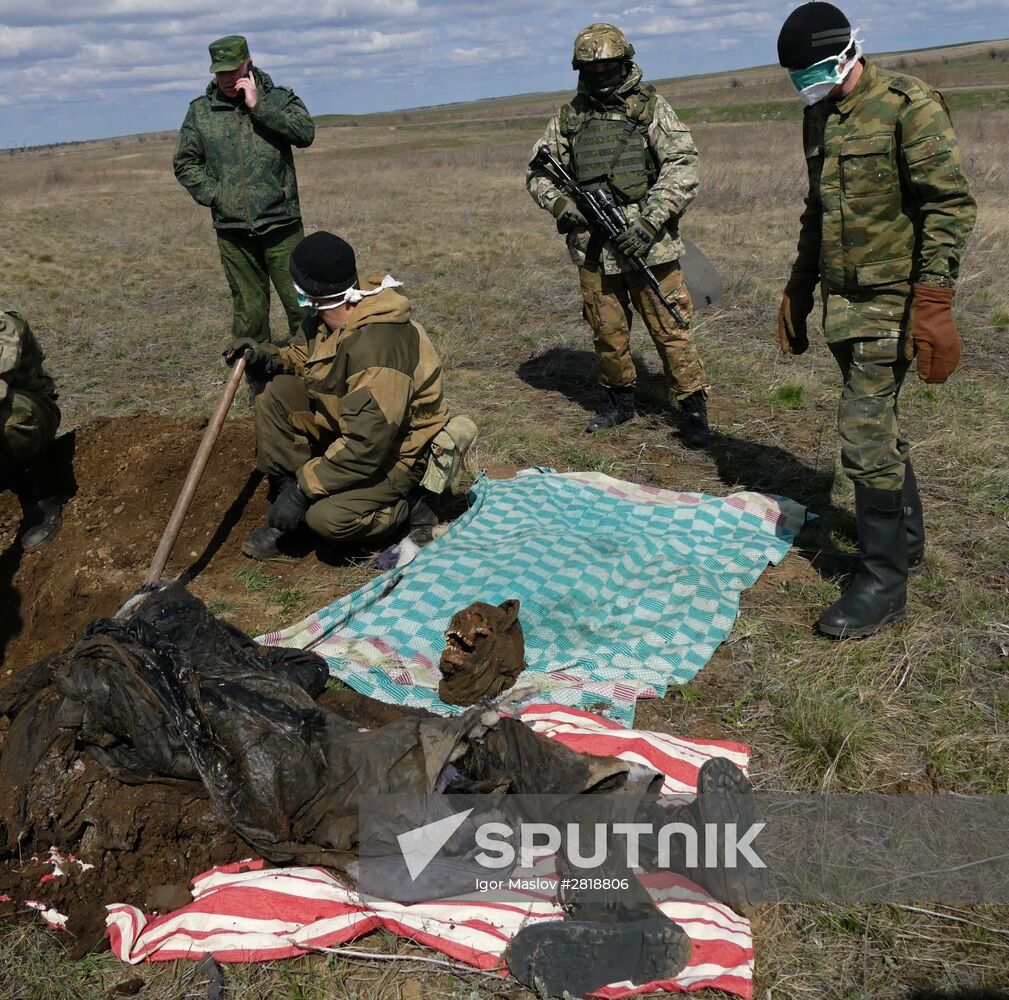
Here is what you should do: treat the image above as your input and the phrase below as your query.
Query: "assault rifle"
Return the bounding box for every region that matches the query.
[529,145,688,329]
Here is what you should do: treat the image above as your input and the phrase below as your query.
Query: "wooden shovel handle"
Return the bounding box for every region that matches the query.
[144,354,249,585]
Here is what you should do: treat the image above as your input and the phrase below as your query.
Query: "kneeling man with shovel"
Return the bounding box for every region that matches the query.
[226,232,475,560]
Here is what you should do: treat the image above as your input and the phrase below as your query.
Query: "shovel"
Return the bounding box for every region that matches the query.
[143,354,249,585]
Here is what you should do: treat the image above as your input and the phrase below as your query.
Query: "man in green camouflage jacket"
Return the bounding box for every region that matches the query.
[174,36,315,370]
[225,232,476,561]
[776,3,977,639]
[0,298,64,550]
[526,23,711,446]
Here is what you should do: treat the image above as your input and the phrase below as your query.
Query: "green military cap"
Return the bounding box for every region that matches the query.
[209,35,250,72]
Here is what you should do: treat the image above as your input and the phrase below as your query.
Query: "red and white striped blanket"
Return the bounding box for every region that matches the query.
[106,705,754,998]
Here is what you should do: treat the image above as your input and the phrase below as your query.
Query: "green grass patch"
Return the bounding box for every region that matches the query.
[775,689,875,788]
[945,86,1009,113]
[771,383,808,411]
[234,566,276,592]
[278,586,309,616]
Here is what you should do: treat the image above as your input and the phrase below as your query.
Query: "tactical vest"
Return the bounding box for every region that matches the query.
[560,86,658,205]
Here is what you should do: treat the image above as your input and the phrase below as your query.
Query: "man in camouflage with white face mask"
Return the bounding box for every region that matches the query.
[526,23,711,446]
[776,2,976,638]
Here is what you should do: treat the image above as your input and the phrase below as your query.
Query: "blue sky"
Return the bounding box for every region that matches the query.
[2,1,1008,146]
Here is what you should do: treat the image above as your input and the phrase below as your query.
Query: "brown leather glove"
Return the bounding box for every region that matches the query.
[909,283,960,384]
[776,272,817,355]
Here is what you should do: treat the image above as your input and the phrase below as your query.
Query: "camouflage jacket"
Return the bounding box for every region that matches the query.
[271,278,449,500]
[173,67,315,234]
[793,60,977,341]
[526,64,699,274]
[0,299,57,409]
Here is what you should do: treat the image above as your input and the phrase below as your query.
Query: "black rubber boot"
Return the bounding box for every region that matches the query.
[678,390,710,447]
[241,525,287,561]
[903,459,925,574]
[20,496,63,552]
[586,386,636,433]
[406,488,439,546]
[816,485,908,639]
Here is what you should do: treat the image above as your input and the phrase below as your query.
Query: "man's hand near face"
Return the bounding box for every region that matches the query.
[233,67,258,109]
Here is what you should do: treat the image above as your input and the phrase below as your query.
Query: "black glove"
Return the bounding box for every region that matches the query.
[615,217,659,258]
[551,197,587,234]
[222,339,277,379]
[268,479,311,531]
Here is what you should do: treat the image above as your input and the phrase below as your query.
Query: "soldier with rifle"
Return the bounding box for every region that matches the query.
[526,23,711,446]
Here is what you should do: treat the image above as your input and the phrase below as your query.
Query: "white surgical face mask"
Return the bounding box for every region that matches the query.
[789,33,863,106]
[294,275,404,312]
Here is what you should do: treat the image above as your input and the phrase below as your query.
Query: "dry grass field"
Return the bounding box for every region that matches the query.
[2,39,1009,1000]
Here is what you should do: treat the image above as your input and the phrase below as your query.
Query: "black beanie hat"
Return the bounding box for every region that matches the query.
[778,2,851,69]
[289,231,358,298]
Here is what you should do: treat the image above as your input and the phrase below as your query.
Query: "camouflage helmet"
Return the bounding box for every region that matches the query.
[571,23,634,69]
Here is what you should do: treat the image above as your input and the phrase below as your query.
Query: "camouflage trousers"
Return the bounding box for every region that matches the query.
[0,388,60,475]
[255,375,411,544]
[216,220,309,345]
[829,337,911,491]
[578,260,709,400]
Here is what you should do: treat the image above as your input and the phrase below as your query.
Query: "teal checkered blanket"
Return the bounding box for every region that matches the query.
[263,470,805,725]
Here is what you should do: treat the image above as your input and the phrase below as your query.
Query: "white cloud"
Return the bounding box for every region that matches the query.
[1,0,1006,144]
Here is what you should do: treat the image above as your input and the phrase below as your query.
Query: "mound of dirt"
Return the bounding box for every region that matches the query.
[0,412,354,677]
[0,742,246,956]
[0,413,354,952]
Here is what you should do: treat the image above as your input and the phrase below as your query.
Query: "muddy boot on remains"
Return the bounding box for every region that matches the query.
[586,386,636,433]
[633,756,764,916]
[506,861,691,997]
[678,390,710,448]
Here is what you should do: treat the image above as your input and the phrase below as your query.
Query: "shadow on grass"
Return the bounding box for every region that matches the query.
[707,431,858,575]
[517,346,670,419]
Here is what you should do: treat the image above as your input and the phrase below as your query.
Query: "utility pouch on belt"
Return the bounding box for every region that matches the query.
[420,415,478,495]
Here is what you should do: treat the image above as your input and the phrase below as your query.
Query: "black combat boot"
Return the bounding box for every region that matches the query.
[678,390,710,447]
[242,475,294,559]
[15,445,71,552]
[903,459,925,573]
[816,485,908,639]
[406,488,439,546]
[585,386,635,433]
[507,836,691,996]
[241,525,286,560]
[19,496,63,552]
